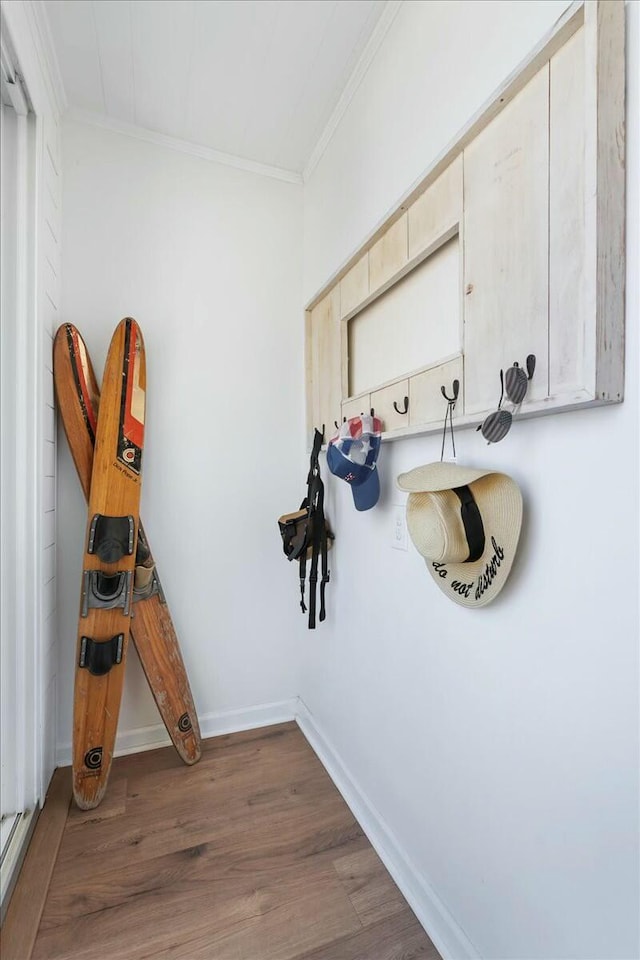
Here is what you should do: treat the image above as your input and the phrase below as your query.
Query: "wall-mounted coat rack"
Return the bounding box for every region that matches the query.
[304,0,625,448]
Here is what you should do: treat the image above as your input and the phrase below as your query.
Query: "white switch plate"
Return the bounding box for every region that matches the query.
[392,504,408,551]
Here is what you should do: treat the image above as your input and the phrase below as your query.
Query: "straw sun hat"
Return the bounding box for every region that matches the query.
[397,461,523,608]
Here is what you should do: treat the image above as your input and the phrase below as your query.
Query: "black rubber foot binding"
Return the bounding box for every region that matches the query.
[79,634,124,676]
[88,514,135,563]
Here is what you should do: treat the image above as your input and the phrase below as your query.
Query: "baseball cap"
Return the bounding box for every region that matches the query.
[327,414,382,511]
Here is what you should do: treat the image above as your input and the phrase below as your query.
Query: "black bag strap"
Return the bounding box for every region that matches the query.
[306,429,324,629]
[307,477,323,629]
[318,480,329,623]
[298,504,308,615]
[307,428,323,485]
[296,428,331,629]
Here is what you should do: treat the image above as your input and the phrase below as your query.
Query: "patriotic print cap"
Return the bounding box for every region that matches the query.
[327,414,382,511]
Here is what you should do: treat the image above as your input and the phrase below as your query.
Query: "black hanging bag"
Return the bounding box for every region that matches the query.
[278,429,333,629]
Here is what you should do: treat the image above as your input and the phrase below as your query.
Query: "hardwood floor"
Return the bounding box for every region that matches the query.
[21,723,440,960]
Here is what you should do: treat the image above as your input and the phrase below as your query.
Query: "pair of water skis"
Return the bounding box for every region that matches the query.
[54,319,202,810]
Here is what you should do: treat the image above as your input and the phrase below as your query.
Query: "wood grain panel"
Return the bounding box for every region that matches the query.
[65,777,128,826]
[294,909,440,960]
[341,393,371,422]
[463,66,549,415]
[340,252,369,319]
[370,380,410,433]
[332,848,407,928]
[35,862,363,960]
[27,725,439,960]
[51,731,345,882]
[309,288,342,435]
[550,28,585,395]
[369,214,408,294]
[409,356,464,428]
[408,155,463,260]
[586,0,625,401]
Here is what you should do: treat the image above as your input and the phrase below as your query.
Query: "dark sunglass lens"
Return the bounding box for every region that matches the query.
[481,409,512,443]
[505,365,528,404]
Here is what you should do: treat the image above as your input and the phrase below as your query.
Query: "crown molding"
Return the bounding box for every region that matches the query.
[303,0,403,183]
[19,0,399,185]
[27,0,67,117]
[66,107,304,185]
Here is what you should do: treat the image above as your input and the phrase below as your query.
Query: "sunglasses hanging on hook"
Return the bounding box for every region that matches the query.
[477,354,536,444]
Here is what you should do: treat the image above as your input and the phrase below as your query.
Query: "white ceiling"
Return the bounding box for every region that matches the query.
[44,0,388,175]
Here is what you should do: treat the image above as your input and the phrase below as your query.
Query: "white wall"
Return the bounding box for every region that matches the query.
[302,3,639,959]
[58,119,305,757]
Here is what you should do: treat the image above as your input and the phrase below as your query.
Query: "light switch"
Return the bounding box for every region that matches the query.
[392,504,408,551]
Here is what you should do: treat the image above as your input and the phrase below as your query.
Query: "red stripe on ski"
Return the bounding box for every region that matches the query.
[69,325,98,437]
[123,321,144,449]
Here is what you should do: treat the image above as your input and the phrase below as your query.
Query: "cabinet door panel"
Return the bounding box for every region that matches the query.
[550,27,585,395]
[463,66,549,415]
[309,288,342,435]
[369,214,408,294]
[408,156,462,260]
[371,380,410,433]
[409,356,463,428]
[341,393,371,423]
[340,253,369,319]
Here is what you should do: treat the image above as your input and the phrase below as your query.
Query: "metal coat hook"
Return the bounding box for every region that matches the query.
[334,416,347,429]
[393,395,409,415]
[440,379,460,404]
[526,353,536,380]
[440,380,459,462]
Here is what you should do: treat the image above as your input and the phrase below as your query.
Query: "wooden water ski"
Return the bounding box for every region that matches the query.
[69,319,148,808]
[69,318,145,808]
[54,323,201,772]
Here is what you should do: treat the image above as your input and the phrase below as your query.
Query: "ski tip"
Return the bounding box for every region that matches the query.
[178,740,203,766]
[54,321,72,341]
[119,316,144,342]
[72,777,109,811]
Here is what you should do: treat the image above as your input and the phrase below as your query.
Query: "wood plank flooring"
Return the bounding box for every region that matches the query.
[1,769,72,960]
[25,722,440,960]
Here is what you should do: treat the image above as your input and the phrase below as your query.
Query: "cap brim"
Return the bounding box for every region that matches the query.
[406,472,523,607]
[352,467,380,511]
[398,461,493,493]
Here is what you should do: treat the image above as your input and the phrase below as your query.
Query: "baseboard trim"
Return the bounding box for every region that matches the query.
[199,698,299,739]
[55,698,299,767]
[294,698,480,960]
